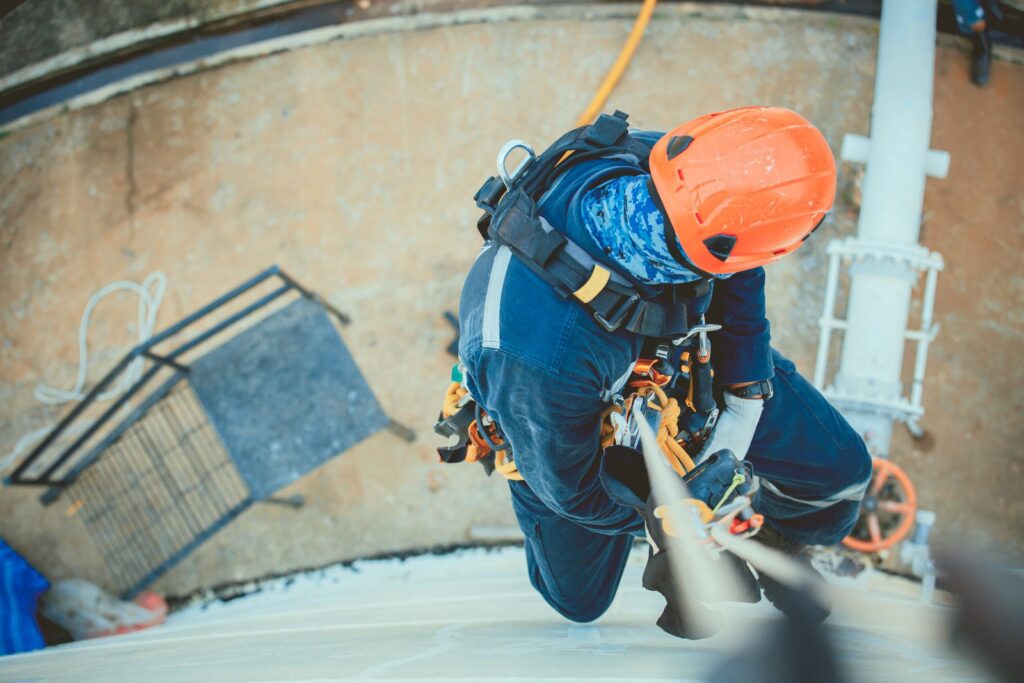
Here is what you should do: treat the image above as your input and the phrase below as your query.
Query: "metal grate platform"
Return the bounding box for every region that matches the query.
[64,382,252,596]
[11,267,413,598]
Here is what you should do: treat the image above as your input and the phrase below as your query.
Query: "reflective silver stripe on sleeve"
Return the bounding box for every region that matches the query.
[482,245,512,349]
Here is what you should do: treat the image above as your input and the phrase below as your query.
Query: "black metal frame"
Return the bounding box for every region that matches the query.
[6,265,351,503]
[67,380,253,598]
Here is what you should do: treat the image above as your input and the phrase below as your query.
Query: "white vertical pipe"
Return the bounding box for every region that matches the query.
[911,267,940,408]
[832,0,942,454]
[855,0,938,247]
[814,250,843,389]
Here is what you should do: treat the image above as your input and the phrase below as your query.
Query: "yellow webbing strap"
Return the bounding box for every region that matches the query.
[573,265,611,304]
[495,450,524,482]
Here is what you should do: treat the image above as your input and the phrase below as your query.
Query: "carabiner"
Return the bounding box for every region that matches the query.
[497,140,537,190]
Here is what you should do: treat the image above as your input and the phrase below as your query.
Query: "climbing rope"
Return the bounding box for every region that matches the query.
[602,383,696,477]
[34,272,166,404]
[0,272,167,476]
[575,0,658,126]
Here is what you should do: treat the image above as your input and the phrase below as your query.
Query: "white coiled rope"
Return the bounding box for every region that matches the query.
[0,272,167,476]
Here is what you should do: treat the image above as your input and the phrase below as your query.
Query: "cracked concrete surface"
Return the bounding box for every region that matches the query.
[0,7,1021,598]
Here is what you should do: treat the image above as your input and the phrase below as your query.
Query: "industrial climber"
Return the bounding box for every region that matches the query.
[440,107,873,638]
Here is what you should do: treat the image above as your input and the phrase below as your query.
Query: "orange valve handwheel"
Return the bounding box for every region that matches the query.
[842,458,918,553]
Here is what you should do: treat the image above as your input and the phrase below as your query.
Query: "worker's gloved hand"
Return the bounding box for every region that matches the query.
[682,448,758,514]
[641,449,761,639]
[696,391,764,463]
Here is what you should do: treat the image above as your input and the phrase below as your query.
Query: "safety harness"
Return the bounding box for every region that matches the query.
[435,111,720,481]
[435,366,522,481]
[473,110,710,338]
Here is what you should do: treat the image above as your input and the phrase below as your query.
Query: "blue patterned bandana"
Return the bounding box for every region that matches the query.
[580,175,725,284]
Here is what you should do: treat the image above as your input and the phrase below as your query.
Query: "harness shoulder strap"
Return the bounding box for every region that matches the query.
[474,111,709,340]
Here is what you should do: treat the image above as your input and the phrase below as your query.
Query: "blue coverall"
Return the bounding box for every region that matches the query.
[457,133,872,623]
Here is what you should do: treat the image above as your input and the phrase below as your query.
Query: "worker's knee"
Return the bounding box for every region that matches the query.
[836,439,873,498]
[518,514,631,624]
[528,575,614,623]
[556,601,612,624]
[524,548,618,623]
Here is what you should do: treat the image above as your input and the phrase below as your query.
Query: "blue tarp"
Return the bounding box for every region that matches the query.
[0,540,49,656]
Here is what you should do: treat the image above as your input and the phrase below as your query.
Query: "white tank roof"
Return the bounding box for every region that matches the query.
[0,546,983,681]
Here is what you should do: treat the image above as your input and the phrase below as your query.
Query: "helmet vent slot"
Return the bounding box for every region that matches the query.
[702,234,737,261]
[665,135,694,161]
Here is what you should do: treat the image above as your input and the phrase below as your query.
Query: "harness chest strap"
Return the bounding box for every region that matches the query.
[573,264,610,304]
[490,186,708,337]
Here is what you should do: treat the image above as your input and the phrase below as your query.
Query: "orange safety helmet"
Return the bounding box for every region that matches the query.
[648,106,837,275]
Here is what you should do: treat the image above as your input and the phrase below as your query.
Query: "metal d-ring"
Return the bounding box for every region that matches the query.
[497,140,537,190]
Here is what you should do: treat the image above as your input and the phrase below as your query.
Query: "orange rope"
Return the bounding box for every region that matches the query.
[633,384,696,476]
[600,385,694,477]
[442,381,467,418]
[575,0,659,127]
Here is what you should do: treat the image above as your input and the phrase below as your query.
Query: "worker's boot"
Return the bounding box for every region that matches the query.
[970,29,992,87]
[751,524,831,623]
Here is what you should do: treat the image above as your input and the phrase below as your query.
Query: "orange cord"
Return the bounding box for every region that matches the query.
[601,384,694,477]
[440,380,524,481]
[632,384,696,476]
[575,0,659,127]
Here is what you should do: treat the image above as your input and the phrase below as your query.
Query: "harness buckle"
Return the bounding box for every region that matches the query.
[474,175,506,214]
[584,110,630,146]
[593,294,640,332]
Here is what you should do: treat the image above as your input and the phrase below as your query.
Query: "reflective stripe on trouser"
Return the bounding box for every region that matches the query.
[758,474,871,510]
[741,349,872,545]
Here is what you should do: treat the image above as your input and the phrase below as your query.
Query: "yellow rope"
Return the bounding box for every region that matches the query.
[600,385,694,478]
[575,0,659,127]
[442,381,467,418]
[494,450,525,482]
[632,384,696,476]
